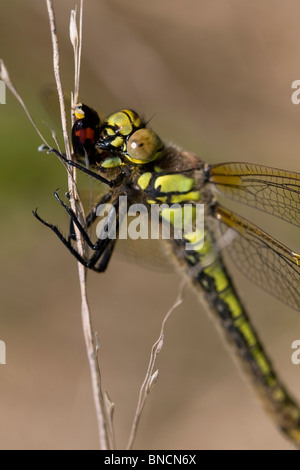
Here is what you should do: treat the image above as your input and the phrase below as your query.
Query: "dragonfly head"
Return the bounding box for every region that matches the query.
[96,109,164,165]
[72,105,164,171]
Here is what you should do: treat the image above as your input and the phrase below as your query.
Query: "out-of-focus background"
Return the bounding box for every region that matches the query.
[0,0,300,450]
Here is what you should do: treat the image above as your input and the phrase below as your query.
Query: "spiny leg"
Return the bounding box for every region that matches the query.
[33,192,120,272]
[33,209,87,266]
[44,146,125,187]
[53,190,97,250]
[68,191,114,243]
[35,144,126,271]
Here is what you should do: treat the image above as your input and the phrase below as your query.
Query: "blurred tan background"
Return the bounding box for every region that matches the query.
[0,0,300,450]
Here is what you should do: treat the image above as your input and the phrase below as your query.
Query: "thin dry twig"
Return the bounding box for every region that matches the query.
[70,4,82,107]
[0,59,51,149]
[126,279,186,450]
[46,0,111,450]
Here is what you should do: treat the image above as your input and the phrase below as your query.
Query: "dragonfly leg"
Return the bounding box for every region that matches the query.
[46,146,124,188]
[33,191,120,273]
[65,191,115,243]
[68,218,76,242]
[86,237,117,272]
[53,190,99,250]
[32,209,88,266]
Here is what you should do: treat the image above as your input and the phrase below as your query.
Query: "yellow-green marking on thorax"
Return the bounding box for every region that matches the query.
[154,174,195,193]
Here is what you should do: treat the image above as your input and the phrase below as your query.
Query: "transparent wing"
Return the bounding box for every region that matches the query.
[116,237,174,272]
[208,162,300,226]
[212,204,300,311]
[40,84,72,129]
[81,190,174,272]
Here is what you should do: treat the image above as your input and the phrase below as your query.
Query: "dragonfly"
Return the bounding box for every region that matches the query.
[34,103,300,447]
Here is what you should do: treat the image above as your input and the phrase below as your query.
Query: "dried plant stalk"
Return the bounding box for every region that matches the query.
[127,279,185,450]
[0,60,50,149]
[45,0,111,450]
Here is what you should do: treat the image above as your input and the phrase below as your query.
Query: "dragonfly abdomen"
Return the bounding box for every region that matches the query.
[171,227,300,446]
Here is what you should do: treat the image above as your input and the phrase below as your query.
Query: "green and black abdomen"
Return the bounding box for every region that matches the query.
[174,227,300,445]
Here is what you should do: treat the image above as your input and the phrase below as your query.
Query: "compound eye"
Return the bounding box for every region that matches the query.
[126,129,163,164]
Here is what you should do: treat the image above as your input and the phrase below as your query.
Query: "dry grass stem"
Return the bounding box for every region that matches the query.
[46,0,112,450]
[126,279,186,450]
[0,59,51,148]
[70,2,83,107]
